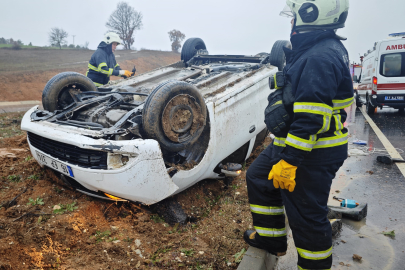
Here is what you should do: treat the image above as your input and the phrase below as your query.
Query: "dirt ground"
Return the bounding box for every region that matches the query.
[0,111,271,269]
[0,48,180,102]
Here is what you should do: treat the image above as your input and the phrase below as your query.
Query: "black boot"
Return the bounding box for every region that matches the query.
[243,230,287,256]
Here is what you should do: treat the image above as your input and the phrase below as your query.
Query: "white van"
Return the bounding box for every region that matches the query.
[357,32,405,115]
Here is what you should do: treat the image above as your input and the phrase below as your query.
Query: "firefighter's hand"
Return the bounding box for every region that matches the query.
[122,70,134,78]
[268,160,297,192]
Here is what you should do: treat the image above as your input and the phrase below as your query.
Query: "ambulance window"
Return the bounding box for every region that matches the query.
[380,53,403,77]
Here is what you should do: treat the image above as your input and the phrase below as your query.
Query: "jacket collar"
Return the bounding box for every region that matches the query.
[283,30,337,63]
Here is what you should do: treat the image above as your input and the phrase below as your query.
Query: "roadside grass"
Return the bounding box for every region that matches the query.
[53,202,78,214]
[0,112,25,139]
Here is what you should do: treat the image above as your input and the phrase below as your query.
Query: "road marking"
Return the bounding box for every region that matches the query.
[360,107,405,176]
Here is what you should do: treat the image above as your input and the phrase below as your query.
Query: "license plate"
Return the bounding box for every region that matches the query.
[385,96,404,101]
[35,150,74,178]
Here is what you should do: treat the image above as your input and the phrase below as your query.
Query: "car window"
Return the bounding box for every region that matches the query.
[380,53,404,77]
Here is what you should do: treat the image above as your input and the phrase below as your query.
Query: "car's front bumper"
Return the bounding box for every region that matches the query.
[21,106,179,205]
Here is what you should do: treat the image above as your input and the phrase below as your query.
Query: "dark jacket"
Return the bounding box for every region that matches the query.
[278,30,354,166]
[86,42,121,86]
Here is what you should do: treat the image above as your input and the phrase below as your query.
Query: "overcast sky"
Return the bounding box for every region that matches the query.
[1,0,404,64]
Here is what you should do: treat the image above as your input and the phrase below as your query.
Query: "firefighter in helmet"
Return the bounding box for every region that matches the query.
[244,1,353,269]
[86,32,134,87]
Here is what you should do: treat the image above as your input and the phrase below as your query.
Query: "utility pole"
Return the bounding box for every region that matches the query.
[72,35,76,46]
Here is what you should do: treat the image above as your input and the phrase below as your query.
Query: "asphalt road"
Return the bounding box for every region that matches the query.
[277,104,405,270]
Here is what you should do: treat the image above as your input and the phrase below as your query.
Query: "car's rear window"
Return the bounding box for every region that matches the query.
[380,52,405,77]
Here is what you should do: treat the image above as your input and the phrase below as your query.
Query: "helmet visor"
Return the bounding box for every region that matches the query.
[280,4,295,18]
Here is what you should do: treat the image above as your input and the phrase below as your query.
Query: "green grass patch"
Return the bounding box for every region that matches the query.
[7,175,21,182]
[27,197,44,206]
[53,202,78,214]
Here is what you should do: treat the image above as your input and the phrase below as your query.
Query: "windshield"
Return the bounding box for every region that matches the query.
[380,53,405,77]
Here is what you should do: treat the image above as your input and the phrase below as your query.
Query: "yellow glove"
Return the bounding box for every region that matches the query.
[268,160,297,192]
[123,70,134,78]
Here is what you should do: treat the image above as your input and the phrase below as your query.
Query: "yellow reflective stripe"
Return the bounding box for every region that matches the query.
[93,82,103,87]
[317,115,331,134]
[273,137,286,147]
[286,134,317,151]
[294,102,333,116]
[88,63,99,72]
[273,100,283,106]
[333,97,354,110]
[297,246,332,260]
[298,266,330,270]
[274,74,283,90]
[250,205,284,215]
[115,63,120,68]
[313,133,347,149]
[254,226,287,237]
[333,114,343,131]
[98,62,107,69]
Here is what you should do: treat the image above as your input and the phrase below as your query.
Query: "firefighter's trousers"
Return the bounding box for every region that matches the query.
[246,143,343,270]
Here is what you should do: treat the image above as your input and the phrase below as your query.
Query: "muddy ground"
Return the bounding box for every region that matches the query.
[0,48,180,102]
[0,112,271,269]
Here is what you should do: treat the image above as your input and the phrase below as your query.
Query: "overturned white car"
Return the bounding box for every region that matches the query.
[21,38,289,205]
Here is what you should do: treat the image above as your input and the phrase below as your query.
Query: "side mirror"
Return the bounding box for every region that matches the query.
[353,75,358,83]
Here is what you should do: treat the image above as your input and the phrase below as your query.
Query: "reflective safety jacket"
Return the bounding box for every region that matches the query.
[277,30,354,166]
[86,42,122,87]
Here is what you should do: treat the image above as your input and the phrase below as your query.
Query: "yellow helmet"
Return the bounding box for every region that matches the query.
[104,32,123,45]
[281,0,349,31]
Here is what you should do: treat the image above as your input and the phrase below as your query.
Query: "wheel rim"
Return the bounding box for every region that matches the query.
[161,94,204,143]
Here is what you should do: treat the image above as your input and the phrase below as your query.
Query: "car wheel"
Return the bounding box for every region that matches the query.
[142,80,207,152]
[181,38,207,64]
[269,40,292,71]
[366,95,376,115]
[355,91,362,108]
[42,72,97,112]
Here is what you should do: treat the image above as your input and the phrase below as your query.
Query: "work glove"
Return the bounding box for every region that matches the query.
[268,159,297,192]
[120,70,134,78]
[264,90,291,137]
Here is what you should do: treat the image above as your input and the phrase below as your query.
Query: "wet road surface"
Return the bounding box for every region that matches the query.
[277,104,405,270]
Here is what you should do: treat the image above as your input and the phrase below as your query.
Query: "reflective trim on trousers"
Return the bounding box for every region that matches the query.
[294,102,333,116]
[250,204,284,215]
[254,226,287,237]
[333,97,354,110]
[273,137,286,147]
[313,133,347,149]
[93,82,103,87]
[286,134,317,151]
[297,246,332,260]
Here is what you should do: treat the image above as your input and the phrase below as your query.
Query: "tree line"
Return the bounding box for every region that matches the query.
[48,1,186,52]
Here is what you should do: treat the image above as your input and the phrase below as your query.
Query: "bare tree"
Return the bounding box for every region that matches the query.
[168,30,186,53]
[83,41,89,50]
[49,28,68,49]
[106,2,143,50]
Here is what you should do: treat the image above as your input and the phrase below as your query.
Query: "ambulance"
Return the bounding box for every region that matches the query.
[357,32,405,115]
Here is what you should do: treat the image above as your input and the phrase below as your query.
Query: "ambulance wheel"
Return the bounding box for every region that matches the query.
[181,38,207,64]
[42,72,97,112]
[142,80,207,152]
[269,40,292,71]
[366,95,376,115]
[398,108,405,114]
[355,91,362,108]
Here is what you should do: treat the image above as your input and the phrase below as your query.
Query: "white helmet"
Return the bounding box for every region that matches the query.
[281,0,349,31]
[104,32,123,45]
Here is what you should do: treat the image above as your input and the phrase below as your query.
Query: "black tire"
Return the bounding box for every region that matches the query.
[366,95,376,115]
[142,80,207,152]
[181,38,207,64]
[269,40,292,71]
[355,91,362,108]
[398,108,405,114]
[42,72,97,112]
